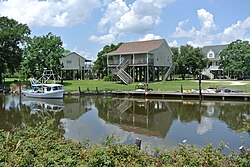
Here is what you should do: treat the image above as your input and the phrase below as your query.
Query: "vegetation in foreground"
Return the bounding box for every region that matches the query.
[0,118,249,166]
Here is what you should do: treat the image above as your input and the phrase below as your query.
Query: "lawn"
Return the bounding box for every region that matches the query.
[62,79,250,92]
[3,78,250,92]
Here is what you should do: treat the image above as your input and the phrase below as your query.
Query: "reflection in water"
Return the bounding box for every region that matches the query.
[96,98,173,138]
[22,97,64,114]
[0,95,250,151]
[197,117,213,135]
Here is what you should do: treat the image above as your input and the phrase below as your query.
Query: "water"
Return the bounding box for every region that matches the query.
[1,94,249,152]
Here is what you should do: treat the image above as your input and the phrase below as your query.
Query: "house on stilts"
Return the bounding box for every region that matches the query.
[60,52,93,80]
[201,44,228,79]
[106,39,174,84]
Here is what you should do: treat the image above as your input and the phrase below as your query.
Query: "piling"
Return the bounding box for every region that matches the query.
[135,138,141,150]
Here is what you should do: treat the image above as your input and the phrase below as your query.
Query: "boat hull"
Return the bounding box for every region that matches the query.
[22,90,64,99]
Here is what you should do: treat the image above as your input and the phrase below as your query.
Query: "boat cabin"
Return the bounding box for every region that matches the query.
[33,84,63,93]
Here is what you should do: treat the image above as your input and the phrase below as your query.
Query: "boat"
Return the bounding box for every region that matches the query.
[22,97,64,113]
[22,69,64,99]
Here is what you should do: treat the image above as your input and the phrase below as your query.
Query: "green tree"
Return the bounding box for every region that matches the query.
[0,16,30,84]
[219,39,250,77]
[170,47,179,63]
[176,45,208,80]
[170,47,179,78]
[94,43,122,79]
[20,33,64,79]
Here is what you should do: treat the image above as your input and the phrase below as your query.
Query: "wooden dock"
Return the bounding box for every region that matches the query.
[76,90,250,101]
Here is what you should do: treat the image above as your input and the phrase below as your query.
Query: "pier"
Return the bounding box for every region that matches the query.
[70,90,250,101]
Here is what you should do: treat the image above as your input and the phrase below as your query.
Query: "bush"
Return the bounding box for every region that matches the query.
[0,118,249,166]
[103,76,110,81]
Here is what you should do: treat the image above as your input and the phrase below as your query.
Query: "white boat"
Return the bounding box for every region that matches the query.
[22,69,64,99]
[22,97,64,113]
[22,83,64,99]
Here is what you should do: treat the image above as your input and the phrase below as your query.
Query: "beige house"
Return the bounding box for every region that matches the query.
[60,52,92,80]
[107,39,173,84]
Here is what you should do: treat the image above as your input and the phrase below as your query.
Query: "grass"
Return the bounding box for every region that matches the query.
[3,78,250,92]
[62,79,250,92]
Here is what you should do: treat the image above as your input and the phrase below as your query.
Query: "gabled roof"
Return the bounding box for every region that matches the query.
[62,52,85,59]
[107,39,166,55]
[202,44,228,55]
[202,44,228,60]
[61,52,92,62]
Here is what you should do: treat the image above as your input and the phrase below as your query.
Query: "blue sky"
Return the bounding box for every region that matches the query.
[0,0,249,61]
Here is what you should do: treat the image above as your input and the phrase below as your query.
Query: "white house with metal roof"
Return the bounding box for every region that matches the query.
[106,39,173,84]
[201,44,228,79]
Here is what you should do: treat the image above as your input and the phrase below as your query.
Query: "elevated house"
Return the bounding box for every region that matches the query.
[106,39,173,84]
[201,44,228,79]
[60,52,92,80]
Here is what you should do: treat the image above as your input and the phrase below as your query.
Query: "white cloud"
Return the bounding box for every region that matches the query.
[218,17,250,43]
[90,0,175,44]
[168,40,178,47]
[138,33,161,41]
[172,9,216,47]
[197,117,213,135]
[172,19,199,38]
[197,8,216,32]
[172,8,250,46]
[89,33,116,45]
[0,0,101,27]
[98,0,129,31]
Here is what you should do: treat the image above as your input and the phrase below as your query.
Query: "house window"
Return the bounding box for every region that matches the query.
[207,50,215,58]
[67,60,72,64]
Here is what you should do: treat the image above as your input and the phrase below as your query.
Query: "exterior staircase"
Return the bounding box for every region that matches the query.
[117,100,132,116]
[201,68,214,79]
[115,59,133,84]
[164,64,175,80]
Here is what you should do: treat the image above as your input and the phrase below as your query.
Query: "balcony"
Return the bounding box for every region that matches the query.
[108,58,154,66]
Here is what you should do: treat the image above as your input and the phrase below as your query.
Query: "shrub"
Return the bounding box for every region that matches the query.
[0,118,249,166]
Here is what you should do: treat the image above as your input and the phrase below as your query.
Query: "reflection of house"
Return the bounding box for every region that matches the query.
[201,45,228,79]
[63,97,91,120]
[99,98,173,138]
[107,39,173,84]
[60,52,92,80]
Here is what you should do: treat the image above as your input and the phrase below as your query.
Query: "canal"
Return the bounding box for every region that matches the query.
[0,94,249,152]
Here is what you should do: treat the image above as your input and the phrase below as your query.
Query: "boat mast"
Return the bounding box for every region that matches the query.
[40,68,56,84]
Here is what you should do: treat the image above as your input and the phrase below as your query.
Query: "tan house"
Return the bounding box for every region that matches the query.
[107,39,173,84]
[60,52,92,80]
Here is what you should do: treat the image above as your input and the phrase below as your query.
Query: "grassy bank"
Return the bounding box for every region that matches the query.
[62,79,250,92]
[0,118,249,166]
[3,78,250,92]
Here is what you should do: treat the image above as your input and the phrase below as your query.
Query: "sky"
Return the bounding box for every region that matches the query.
[0,0,249,61]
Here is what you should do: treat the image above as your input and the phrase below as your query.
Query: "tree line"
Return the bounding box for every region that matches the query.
[0,17,64,85]
[1,16,250,85]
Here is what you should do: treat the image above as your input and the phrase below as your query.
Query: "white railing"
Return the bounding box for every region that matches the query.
[202,68,214,79]
[164,64,175,80]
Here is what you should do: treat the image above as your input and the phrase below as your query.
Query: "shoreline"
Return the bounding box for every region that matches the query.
[64,90,250,101]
